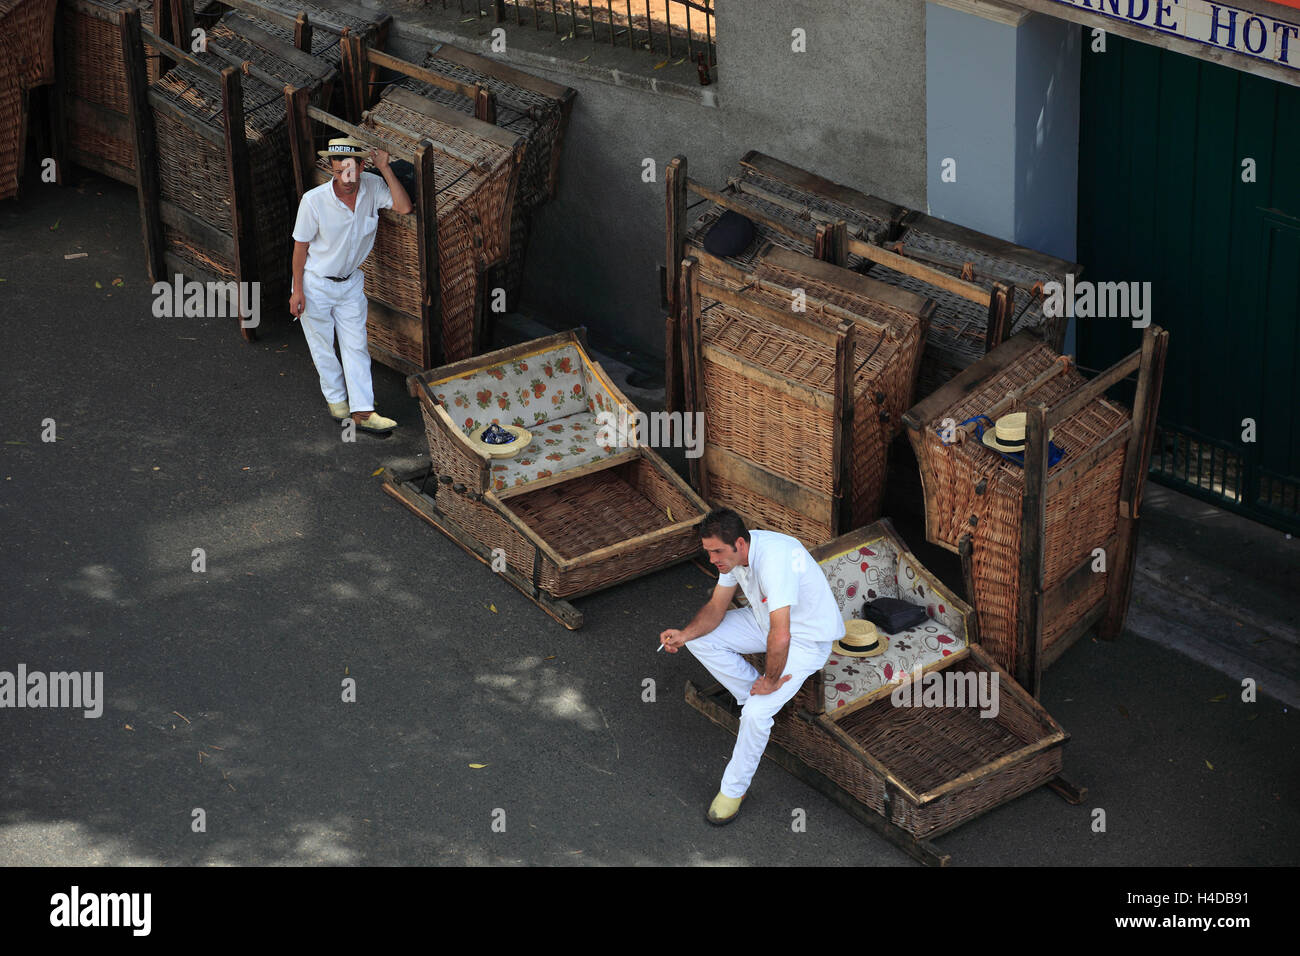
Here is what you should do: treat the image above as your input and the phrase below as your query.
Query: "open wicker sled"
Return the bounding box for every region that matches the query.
[285,48,525,372]
[678,246,931,546]
[903,326,1169,696]
[685,519,1083,866]
[387,329,710,628]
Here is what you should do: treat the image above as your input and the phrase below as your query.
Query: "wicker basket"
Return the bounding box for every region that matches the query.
[864,211,1080,397]
[906,336,1133,673]
[684,247,931,546]
[144,12,333,311]
[666,152,904,413]
[405,330,710,610]
[403,45,575,313]
[0,0,57,200]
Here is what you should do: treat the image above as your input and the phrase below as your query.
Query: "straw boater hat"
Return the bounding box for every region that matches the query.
[318,136,370,160]
[467,422,532,459]
[981,411,1055,454]
[833,619,888,658]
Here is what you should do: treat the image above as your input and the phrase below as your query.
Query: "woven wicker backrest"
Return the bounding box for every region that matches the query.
[411,53,566,213]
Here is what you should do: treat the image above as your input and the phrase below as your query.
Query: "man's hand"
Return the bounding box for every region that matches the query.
[750,673,792,696]
[289,291,305,318]
[370,149,390,171]
[659,629,688,653]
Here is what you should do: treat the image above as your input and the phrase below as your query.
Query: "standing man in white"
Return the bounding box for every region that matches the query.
[661,509,843,825]
[290,137,413,434]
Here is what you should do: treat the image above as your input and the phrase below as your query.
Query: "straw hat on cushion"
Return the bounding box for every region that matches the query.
[318,136,370,159]
[981,411,1055,454]
[833,619,888,658]
[468,422,532,459]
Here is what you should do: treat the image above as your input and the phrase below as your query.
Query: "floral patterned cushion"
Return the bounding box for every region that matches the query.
[429,344,591,433]
[896,551,969,643]
[487,412,623,490]
[823,616,966,714]
[819,536,900,612]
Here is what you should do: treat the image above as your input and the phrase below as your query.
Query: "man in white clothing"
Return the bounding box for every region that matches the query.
[661,508,843,824]
[290,137,413,434]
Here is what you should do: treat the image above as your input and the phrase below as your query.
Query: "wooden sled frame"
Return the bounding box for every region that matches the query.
[903,325,1170,697]
[283,52,524,373]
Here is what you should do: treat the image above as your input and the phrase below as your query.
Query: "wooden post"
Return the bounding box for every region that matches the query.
[170,0,195,59]
[1099,325,1169,640]
[679,257,705,496]
[474,87,497,125]
[985,281,1015,353]
[339,31,365,123]
[47,22,69,186]
[815,220,848,268]
[153,0,177,75]
[1016,400,1050,697]
[220,65,258,342]
[958,534,982,645]
[284,84,314,200]
[831,322,855,533]
[411,139,441,367]
[665,154,688,415]
[121,9,165,283]
[294,12,313,53]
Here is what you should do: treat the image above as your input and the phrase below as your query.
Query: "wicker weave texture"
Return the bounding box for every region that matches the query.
[695,263,924,543]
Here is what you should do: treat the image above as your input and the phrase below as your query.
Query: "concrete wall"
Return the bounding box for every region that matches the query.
[368,0,927,366]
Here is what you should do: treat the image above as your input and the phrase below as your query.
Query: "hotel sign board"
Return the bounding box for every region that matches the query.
[1015,0,1300,80]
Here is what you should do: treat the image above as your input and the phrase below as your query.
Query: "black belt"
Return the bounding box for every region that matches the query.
[325,273,353,283]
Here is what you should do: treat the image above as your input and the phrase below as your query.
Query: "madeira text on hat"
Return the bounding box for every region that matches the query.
[318,137,369,159]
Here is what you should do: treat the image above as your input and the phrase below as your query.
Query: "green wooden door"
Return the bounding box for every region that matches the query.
[1078,32,1300,532]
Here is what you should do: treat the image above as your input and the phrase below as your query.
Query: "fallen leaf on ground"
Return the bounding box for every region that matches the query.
[653,60,668,69]
[578,55,590,62]
[1209,693,1226,701]
[372,467,385,476]
[94,281,102,288]
[488,603,498,613]
[64,253,88,260]
[112,278,124,287]
[1205,759,1214,770]
[469,763,487,769]
[50,219,60,230]
[124,724,134,731]
[543,655,555,661]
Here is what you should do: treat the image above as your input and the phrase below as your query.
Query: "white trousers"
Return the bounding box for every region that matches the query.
[298,270,373,414]
[688,608,832,798]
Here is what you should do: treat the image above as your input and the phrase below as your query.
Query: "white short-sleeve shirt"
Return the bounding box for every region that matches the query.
[292,170,393,280]
[718,530,844,649]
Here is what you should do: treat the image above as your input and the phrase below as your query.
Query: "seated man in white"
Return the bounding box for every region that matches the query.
[661,508,844,824]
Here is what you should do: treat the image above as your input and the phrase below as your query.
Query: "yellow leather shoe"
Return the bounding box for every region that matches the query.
[354,412,397,433]
[328,401,350,421]
[706,791,745,826]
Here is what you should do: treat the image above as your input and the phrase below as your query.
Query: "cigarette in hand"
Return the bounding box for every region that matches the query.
[657,641,665,652]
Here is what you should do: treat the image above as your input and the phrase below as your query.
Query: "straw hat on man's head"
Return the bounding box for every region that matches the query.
[318,136,370,160]
[833,619,888,658]
[981,411,1054,454]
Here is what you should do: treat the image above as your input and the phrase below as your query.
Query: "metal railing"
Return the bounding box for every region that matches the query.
[437,0,717,69]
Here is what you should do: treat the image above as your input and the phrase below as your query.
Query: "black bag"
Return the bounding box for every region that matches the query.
[862,597,928,634]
